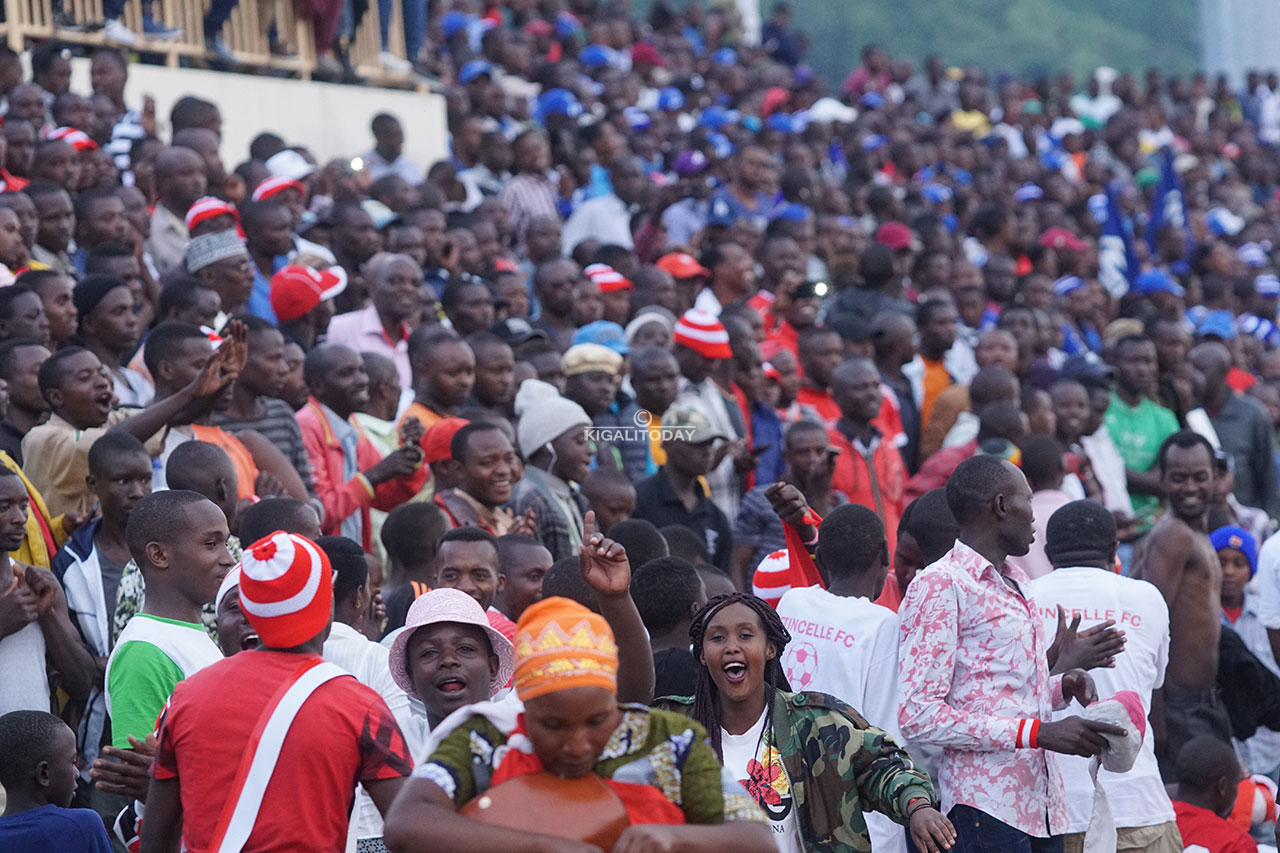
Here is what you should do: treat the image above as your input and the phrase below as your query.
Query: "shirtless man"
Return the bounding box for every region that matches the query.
[1133,429,1231,775]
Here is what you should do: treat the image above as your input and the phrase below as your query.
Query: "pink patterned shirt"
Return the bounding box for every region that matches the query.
[898,539,1069,837]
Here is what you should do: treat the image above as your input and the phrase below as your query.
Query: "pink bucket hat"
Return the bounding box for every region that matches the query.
[388,588,515,697]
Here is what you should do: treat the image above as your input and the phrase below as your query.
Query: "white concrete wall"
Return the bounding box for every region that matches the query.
[1199,0,1280,85]
[67,59,448,171]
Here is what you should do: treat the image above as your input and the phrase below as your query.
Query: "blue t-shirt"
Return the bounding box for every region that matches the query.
[0,804,113,852]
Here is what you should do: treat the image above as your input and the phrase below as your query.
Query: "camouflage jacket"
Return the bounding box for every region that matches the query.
[658,690,937,853]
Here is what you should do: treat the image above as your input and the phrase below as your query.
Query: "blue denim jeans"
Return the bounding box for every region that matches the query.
[948,805,1064,853]
[376,0,425,58]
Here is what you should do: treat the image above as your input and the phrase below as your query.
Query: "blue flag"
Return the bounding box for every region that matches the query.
[1145,147,1189,258]
[1098,181,1139,297]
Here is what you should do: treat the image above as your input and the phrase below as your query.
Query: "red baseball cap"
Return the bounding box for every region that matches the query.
[421,417,470,464]
[1039,227,1087,252]
[656,252,710,280]
[874,221,914,251]
[269,265,348,322]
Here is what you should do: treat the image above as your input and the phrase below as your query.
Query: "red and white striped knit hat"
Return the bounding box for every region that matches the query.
[673,308,732,359]
[751,549,792,608]
[584,263,634,293]
[47,126,97,151]
[184,196,239,232]
[251,176,307,203]
[237,531,333,648]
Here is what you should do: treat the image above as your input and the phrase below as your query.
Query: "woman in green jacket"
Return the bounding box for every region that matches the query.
[660,592,955,853]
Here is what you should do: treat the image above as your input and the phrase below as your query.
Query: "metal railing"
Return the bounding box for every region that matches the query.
[2,0,418,86]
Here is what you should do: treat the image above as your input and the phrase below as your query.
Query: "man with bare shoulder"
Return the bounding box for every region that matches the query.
[1133,429,1232,776]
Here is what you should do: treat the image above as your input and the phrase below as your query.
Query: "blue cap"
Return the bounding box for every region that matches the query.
[1014,183,1044,203]
[578,43,614,70]
[922,183,952,204]
[713,47,738,66]
[698,105,736,130]
[657,87,685,111]
[441,10,472,38]
[1052,276,1085,296]
[1257,273,1280,298]
[458,59,495,84]
[1238,242,1270,268]
[860,92,886,109]
[707,195,738,228]
[1133,269,1185,297]
[739,114,762,133]
[771,203,812,223]
[1239,314,1280,347]
[572,320,630,355]
[555,11,583,38]
[706,131,734,159]
[1207,206,1245,237]
[623,106,651,131]
[765,112,795,134]
[536,88,582,123]
[862,133,888,152]
[1196,309,1237,341]
[1210,525,1258,577]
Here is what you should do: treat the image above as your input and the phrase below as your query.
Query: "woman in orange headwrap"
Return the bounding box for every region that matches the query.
[383,513,774,853]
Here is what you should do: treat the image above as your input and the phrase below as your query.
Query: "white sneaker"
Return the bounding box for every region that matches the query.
[379,51,412,73]
[102,18,139,46]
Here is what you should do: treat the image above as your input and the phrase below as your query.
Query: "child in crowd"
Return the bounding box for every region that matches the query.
[0,710,113,852]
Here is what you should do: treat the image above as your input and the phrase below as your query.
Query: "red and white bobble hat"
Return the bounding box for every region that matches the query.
[673,308,732,359]
[184,196,239,232]
[752,549,792,609]
[47,126,98,151]
[237,531,333,648]
[251,176,307,202]
[584,263,634,293]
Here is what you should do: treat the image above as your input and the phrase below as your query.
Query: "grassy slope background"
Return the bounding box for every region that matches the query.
[738,0,1201,85]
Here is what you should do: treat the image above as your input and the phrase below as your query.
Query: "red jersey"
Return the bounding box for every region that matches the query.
[827,424,906,563]
[154,650,413,852]
[1173,800,1257,853]
[794,385,840,423]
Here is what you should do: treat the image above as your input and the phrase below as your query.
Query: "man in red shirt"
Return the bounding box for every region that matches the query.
[1172,736,1257,853]
[793,325,842,422]
[143,531,414,852]
[826,357,905,565]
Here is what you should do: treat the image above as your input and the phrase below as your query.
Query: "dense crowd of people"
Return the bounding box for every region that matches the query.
[5,1,1280,851]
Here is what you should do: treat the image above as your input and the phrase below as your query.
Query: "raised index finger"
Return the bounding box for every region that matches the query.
[582,510,596,544]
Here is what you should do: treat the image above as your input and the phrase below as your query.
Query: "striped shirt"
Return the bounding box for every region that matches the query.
[213,397,317,497]
[499,172,559,249]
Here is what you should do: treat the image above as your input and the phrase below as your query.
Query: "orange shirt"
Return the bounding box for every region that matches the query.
[191,424,258,499]
[920,357,953,431]
[398,401,444,433]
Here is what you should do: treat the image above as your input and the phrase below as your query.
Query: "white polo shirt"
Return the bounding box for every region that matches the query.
[1029,566,1175,833]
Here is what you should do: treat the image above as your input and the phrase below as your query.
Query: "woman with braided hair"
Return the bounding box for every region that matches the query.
[658,592,958,853]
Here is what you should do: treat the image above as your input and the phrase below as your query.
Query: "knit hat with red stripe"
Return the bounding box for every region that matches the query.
[584,263,634,293]
[252,176,307,203]
[673,308,732,359]
[48,126,97,151]
[184,196,239,232]
[237,531,333,648]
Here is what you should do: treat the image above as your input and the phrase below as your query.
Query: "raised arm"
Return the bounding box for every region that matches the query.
[580,510,655,704]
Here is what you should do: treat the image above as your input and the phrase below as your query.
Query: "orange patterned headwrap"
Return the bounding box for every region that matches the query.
[512,597,619,701]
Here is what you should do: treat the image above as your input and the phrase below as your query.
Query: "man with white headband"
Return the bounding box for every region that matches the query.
[141,530,414,852]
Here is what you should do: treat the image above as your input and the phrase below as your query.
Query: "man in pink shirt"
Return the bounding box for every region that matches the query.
[898,454,1126,852]
[324,254,422,389]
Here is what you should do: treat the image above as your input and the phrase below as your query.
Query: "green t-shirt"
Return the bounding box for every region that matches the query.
[105,614,221,748]
[1104,392,1179,519]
